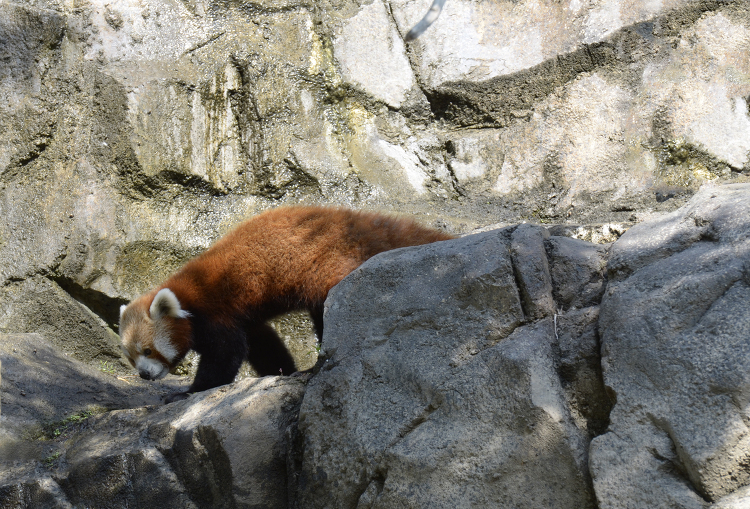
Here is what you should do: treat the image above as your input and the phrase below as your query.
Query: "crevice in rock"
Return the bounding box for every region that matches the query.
[160,170,230,197]
[505,226,529,323]
[280,154,324,198]
[553,307,614,439]
[589,317,613,438]
[158,425,237,509]
[11,134,52,170]
[227,55,265,190]
[510,262,534,324]
[2,275,26,286]
[49,275,128,331]
[647,414,711,504]
[387,396,443,448]
[183,31,226,55]
[441,139,468,198]
[355,471,386,509]
[423,40,615,128]
[284,402,306,509]
[690,277,743,333]
[509,225,557,322]
[384,0,421,94]
[122,169,231,202]
[650,116,740,186]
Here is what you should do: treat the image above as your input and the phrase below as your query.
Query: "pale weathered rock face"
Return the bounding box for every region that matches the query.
[591,183,750,509]
[2,0,750,372]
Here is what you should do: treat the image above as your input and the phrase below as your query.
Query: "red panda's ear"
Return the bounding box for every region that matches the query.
[119,305,127,323]
[150,288,191,320]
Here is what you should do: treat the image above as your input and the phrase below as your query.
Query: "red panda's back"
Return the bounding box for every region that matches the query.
[166,207,453,315]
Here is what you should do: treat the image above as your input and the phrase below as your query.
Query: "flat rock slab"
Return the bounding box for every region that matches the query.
[0,333,187,430]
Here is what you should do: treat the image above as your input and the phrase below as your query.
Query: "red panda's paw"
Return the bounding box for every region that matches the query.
[164,391,192,404]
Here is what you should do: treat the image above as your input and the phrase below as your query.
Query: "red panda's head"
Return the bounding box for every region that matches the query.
[119,288,192,381]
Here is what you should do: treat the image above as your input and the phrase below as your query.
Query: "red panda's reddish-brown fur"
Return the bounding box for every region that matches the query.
[119,206,454,402]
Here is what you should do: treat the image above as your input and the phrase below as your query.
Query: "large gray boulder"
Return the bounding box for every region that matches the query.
[591,183,750,508]
[295,228,605,508]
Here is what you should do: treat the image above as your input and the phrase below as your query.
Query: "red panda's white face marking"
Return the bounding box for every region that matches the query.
[119,289,191,381]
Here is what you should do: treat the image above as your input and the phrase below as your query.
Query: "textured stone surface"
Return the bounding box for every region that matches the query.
[546,235,609,310]
[0,334,184,430]
[333,0,416,109]
[0,346,305,509]
[510,224,555,320]
[555,306,612,438]
[296,231,598,508]
[0,281,125,368]
[2,0,750,504]
[391,0,699,88]
[591,183,750,507]
[1,185,749,507]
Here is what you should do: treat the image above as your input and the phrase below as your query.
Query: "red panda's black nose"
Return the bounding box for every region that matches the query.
[139,370,152,380]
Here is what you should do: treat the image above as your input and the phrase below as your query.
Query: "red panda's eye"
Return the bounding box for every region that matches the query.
[144,348,152,356]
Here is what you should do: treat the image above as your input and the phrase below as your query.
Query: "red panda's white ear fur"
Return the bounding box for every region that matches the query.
[119,305,127,322]
[150,288,191,320]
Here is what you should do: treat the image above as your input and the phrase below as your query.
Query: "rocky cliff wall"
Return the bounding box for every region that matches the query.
[1,0,750,373]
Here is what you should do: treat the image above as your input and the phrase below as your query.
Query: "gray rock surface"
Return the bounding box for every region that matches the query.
[555,306,612,438]
[0,280,126,368]
[511,224,555,320]
[0,333,185,431]
[546,235,609,310]
[591,183,750,507]
[295,230,600,508]
[0,332,188,498]
[0,335,306,509]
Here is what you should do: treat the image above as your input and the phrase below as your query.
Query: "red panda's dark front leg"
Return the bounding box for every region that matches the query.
[309,305,324,343]
[165,325,248,403]
[165,348,245,403]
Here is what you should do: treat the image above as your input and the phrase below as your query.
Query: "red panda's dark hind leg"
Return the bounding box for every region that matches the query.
[246,322,297,376]
[310,305,324,343]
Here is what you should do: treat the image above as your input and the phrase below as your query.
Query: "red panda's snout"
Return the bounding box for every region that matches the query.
[136,355,170,380]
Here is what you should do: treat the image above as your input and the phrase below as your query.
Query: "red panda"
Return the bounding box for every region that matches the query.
[119,206,454,403]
